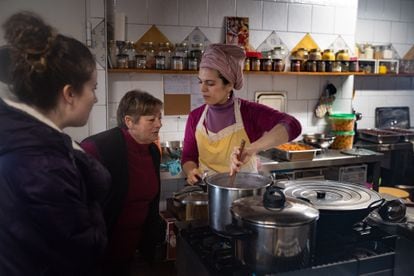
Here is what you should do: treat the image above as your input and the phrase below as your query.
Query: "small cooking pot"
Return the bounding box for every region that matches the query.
[230,186,319,273]
[280,180,384,235]
[205,172,272,234]
[172,185,208,221]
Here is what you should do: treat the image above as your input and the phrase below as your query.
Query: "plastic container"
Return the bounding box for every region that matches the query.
[331,131,355,150]
[329,113,356,131]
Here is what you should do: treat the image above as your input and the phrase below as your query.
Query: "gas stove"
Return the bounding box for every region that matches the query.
[176,221,397,276]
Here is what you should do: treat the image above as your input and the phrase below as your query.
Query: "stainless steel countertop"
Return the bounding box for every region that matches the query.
[259,149,384,173]
[161,149,384,180]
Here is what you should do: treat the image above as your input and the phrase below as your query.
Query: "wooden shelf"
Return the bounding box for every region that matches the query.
[108,68,367,76]
[108,68,414,77]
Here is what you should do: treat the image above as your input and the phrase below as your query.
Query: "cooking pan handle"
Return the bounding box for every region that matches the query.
[367,198,386,211]
[223,224,253,240]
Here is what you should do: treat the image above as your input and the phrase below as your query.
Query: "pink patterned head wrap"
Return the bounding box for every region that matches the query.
[199,43,245,90]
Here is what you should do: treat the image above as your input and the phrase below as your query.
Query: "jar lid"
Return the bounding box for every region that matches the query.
[329,113,356,120]
[331,130,355,136]
[231,187,319,227]
[246,51,263,59]
[310,48,321,52]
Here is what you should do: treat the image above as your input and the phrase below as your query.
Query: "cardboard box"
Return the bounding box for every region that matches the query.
[160,211,177,260]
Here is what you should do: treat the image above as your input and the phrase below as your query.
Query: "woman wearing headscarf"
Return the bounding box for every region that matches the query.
[181,43,302,185]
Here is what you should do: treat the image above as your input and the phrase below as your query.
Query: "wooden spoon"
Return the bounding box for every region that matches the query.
[228,139,246,187]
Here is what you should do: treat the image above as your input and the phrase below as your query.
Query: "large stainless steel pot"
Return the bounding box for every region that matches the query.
[280,180,384,234]
[230,186,319,274]
[205,172,272,234]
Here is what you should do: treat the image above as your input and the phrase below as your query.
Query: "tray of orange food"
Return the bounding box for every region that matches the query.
[273,142,321,161]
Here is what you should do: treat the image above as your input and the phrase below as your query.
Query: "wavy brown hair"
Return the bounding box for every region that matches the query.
[2,12,96,110]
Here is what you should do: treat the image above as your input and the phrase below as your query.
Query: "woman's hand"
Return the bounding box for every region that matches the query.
[186,168,202,185]
[229,145,254,176]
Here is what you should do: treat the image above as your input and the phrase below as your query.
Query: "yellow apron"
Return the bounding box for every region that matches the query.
[195,99,257,174]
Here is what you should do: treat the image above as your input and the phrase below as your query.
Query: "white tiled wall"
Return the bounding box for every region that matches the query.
[353,0,414,129]
[107,0,360,143]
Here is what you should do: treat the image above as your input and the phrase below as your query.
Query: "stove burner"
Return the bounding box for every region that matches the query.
[178,223,396,275]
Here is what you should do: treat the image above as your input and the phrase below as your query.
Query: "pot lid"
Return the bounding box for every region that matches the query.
[231,187,319,227]
[281,180,382,211]
[205,172,272,190]
[173,186,208,205]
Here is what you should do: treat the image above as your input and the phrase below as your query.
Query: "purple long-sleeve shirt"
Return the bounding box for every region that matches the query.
[181,97,302,166]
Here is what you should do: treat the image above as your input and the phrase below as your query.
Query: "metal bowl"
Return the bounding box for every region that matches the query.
[161,140,183,159]
[302,133,336,149]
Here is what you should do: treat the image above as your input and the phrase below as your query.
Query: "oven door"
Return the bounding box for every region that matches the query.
[255,91,286,112]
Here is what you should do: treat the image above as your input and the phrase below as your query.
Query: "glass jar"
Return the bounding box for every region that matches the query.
[190,43,204,69]
[349,60,359,72]
[188,57,198,71]
[341,61,349,72]
[309,48,322,61]
[364,44,374,59]
[135,54,147,69]
[125,41,137,68]
[244,58,250,71]
[382,45,393,59]
[116,54,129,68]
[261,58,272,71]
[322,49,335,61]
[325,61,333,72]
[171,56,184,70]
[296,48,309,60]
[158,42,172,69]
[317,61,326,72]
[336,49,350,61]
[175,43,189,69]
[155,55,165,70]
[291,60,301,72]
[251,57,261,71]
[306,60,317,72]
[332,61,342,72]
[141,41,155,69]
[374,46,383,60]
[273,59,284,72]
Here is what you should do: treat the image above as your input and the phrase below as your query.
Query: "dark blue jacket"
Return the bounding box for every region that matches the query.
[0,98,110,276]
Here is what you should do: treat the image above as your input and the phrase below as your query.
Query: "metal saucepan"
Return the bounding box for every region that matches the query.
[229,186,319,274]
[204,172,272,235]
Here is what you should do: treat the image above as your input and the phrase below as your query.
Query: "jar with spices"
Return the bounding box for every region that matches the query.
[382,44,393,59]
[332,61,342,72]
[291,60,301,72]
[336,49,350,61]
[251,57,261,71]
[364,44,374,59]
[116,54,129,69]
[135,54,147,69]
[317,61,326,72]
[190,43,204,69]
[374,46,383,60]
[341,61,349,72]
[306,61,318,72]
[174,43,189,69]
[188,57,198,71]
[125,41,137,68]
[155,55,165,70]
[325,61,333,72]
[261,58,272,71]
[158,42,172,69]
[322,49,335,61]
[349,60,359,72]
[273,59,285,72]
[141,41,155,69]
[171,56,184,70]
[309,48,322,61]
[244,58,250,71]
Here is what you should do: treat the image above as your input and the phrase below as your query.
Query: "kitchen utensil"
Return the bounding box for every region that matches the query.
[229,186,319,274]
[302,133,336,149]
[205,172,272,235]
[228,139,246,186]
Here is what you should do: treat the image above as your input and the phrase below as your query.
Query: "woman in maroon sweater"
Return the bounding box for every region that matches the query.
[81,90,165,276]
